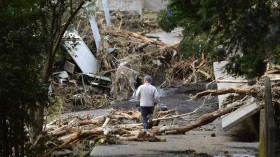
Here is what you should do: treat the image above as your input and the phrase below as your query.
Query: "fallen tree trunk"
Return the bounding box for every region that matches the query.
[124,31,167,46]
[217,80,248,83]
[153,99,213,122]
[118,130,166,142]
[78,116,106,125]
[111,30,167,46]
[192,88,252,100]
[197,69,211,80]
[49,126,67,136]
[115,123,142,129]
[157,99,248,134]
[58,127,104,143]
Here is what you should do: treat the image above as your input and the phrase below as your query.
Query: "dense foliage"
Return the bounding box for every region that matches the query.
[0,0,86,156]
[0,0,48,156]
[157,0,280,78]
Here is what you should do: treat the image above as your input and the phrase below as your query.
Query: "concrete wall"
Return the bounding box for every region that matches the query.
[96,0,143,15]
[143,0,168,9]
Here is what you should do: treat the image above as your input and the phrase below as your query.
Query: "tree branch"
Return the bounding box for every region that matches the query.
[192,88,252,100]
[51,0,85,58]
[157,97,248,134]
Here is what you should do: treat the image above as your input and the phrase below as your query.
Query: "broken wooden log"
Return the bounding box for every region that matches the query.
[118,130,166,142]
[197,69,211,80]
[123,31,167,46]
[111,30,167,46]
[58,127,104,143]
[157,98,248,134]
[216,80,248,83]
[49,126,67,136]
[192,88,252,100]
[115,123,143,129]
[78,116,106,125]
[136,42,150,50]
[112,110,141,120]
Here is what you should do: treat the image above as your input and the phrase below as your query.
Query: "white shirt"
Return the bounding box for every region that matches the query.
[135,83,159,107]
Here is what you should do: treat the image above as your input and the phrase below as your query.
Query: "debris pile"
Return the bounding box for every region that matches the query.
[54,10,212,109]
[95,24,211,100]
[109,10,159,32]
[40,78,278,156]
[43,11,218,156]
[49,72,112,112]
[35,108,180,156]
[39,6,280,156]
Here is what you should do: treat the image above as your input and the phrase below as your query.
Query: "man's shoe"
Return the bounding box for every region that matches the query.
[147,114,153,129]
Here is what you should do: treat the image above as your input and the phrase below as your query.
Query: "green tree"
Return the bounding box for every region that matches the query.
[32,0,86,142]
[157,0,280,78]
[0,0,48,156]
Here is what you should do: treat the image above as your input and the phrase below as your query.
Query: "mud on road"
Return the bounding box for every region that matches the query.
[110,82,218,116]
[91,82,259,157]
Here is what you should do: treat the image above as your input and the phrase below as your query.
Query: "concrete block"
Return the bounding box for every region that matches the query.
[64,61,75,74]
[222,98,260,130]
[213,61,260,131]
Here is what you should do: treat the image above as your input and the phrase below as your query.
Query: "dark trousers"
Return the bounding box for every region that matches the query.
[140,106,154,129]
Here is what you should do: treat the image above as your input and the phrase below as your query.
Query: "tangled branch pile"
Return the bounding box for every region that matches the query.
[56,10,212,105]
[86,11,210,100]
[49,75,112,112]
[34,108,180,156]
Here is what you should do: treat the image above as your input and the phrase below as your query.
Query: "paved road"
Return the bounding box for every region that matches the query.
[90,129,259,156]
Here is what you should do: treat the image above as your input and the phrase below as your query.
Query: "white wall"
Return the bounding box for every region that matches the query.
[143,0,168,9]
[96,0,143,15]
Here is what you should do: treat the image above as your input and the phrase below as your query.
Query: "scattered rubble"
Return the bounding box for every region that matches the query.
[51,10,212,112]
[42,8,280,157]
[36,108,176,156]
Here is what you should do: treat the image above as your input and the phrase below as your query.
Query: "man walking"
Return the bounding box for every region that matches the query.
[135,75,159,129]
